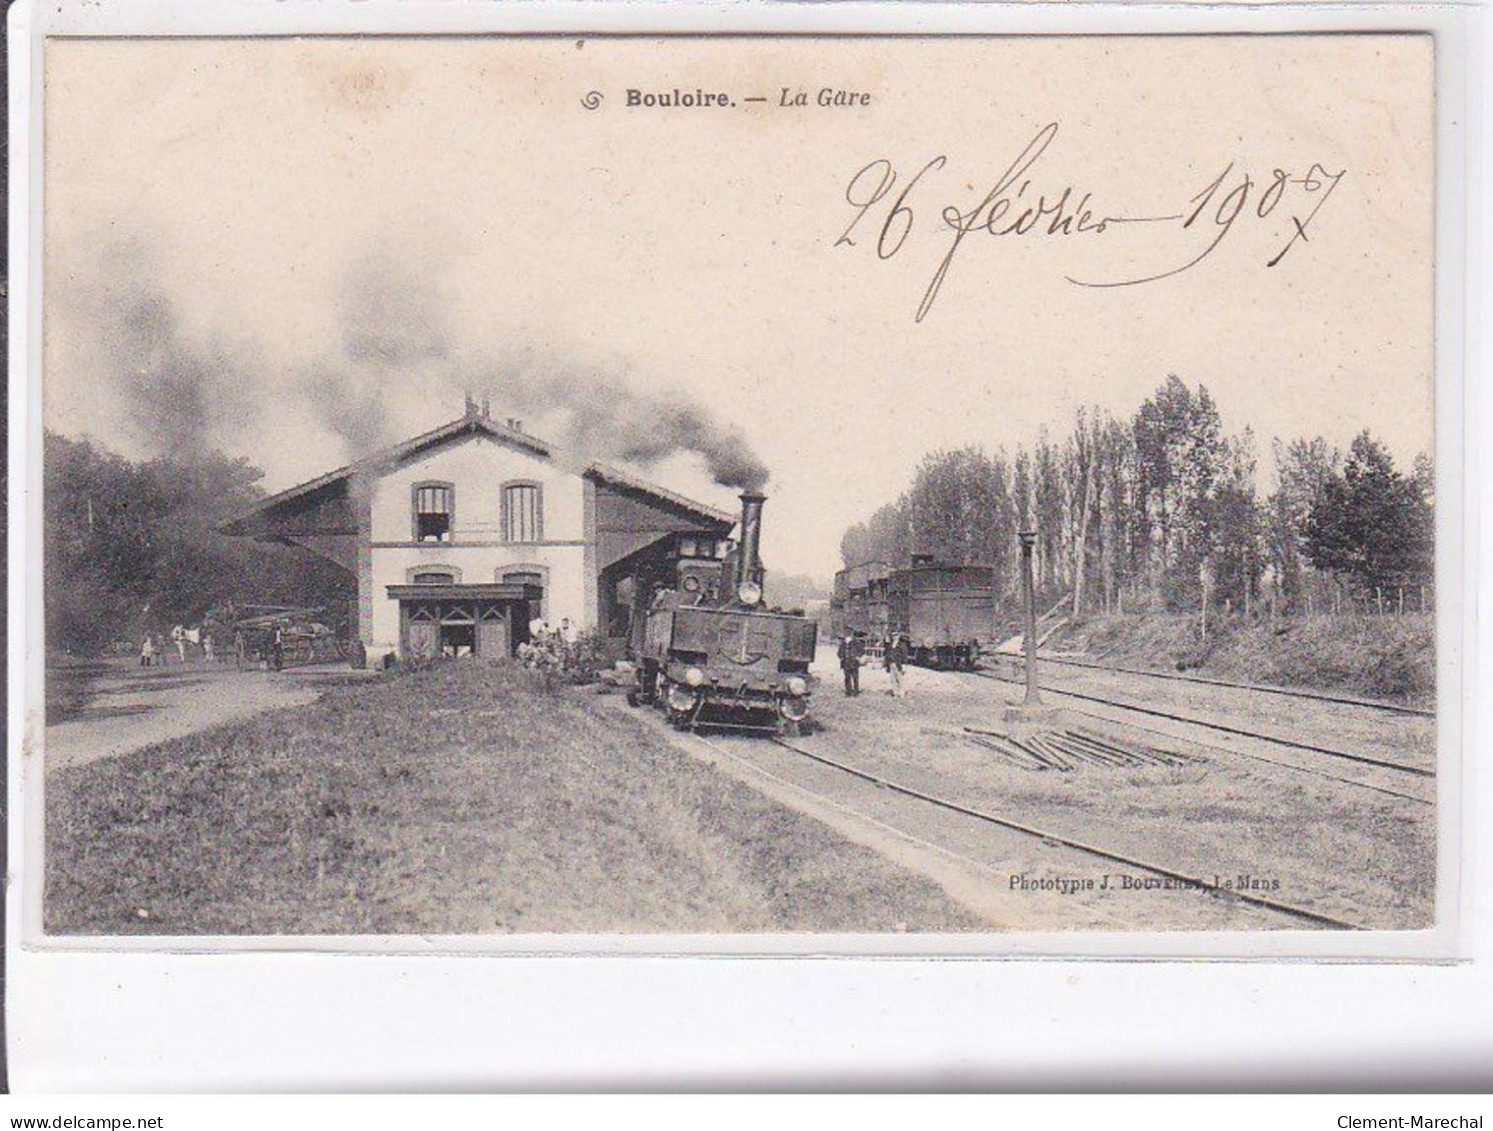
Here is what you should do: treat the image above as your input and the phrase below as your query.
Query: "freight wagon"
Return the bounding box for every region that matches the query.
[831,556,1000,669]
[829,560,891,643]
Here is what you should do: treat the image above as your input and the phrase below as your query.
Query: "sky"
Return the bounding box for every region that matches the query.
[43,35,1435,580]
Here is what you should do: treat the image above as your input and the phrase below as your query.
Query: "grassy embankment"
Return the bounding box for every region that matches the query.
[46,661,979,935]
[1048,613,1434,707]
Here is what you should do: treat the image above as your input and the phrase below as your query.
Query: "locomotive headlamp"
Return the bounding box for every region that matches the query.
[780,695,809,722]
[786,676,808,696]
[737,581,763,606]
[685,666,706,687]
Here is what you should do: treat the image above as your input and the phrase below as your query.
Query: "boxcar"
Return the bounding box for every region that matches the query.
[829,560,890,641]
[833,559,998,668]
[887,564,998,669]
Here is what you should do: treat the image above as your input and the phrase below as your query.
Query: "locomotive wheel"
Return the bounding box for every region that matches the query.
[780,719,802,739]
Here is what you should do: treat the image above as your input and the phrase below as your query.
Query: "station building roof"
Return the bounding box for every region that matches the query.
[220,408,736,538]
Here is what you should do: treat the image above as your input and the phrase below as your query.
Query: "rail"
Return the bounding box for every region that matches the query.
[756,733,1363,931]
[1028,653,1433,718]
[1053,707,1431,806]
[968,667,1432,779]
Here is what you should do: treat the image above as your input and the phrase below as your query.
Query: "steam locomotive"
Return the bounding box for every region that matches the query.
[628,493,819,735]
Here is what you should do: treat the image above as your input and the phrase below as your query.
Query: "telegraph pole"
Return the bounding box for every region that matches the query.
[1019,529,1042,706]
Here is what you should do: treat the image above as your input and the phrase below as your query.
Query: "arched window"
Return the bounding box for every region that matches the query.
[501,481,543,543]
[406,565,461,585]
[500,565,548,620]
[412,482,455,543]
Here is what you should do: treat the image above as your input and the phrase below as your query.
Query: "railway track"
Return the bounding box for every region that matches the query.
[966,666,1433,781]
[1052,707,1432,806]
[707,730,1364,931]
[1023,654,1434,718]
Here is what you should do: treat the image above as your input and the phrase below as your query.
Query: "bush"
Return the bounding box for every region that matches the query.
[516,636,563,693]
[559,630,613,685]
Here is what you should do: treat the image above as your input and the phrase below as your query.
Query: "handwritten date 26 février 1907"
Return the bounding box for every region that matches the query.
[835,122,1346,323]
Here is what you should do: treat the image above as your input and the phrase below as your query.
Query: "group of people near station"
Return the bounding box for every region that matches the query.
[836,631,910,699]
[517,616,583,688]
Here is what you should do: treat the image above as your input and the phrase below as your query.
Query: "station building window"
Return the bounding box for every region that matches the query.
[502,482,543,543]
[413,483,454,543]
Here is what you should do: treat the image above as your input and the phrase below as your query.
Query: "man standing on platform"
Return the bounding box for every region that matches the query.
[886,634,908,698]
[837,632,862,697]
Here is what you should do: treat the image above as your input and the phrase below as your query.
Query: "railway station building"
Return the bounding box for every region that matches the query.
[220,400,735,663]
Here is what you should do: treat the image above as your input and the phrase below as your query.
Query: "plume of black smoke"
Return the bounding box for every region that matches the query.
[315,247,771,491]
[305,364,390,458]
[339,249,448,370]
[68,236,770,492]
[68,243,258,460]
[455,353,770,493]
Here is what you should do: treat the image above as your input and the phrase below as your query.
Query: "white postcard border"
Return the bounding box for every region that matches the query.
[7,0,1488,1091]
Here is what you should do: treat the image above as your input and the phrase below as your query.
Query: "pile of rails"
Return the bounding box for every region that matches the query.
[963,725,1195,773]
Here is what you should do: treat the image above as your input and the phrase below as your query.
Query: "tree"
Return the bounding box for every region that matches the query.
[1304,431,1432,595]
[1132,376,1227,608]
[1033,429,1064,593]
[835,379,1432,625]
[1266,435,1340,610]
[842,446,1022,595]
[44,432,354,655]
[1067,408,1103,617]
[1207,430,1264,612]
[1099,416,1139,610]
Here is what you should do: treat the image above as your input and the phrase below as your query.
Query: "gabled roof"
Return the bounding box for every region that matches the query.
[220,410,735,534]
[583,461,735,527]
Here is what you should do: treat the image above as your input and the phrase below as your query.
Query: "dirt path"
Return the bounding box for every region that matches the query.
[44,660,356,771]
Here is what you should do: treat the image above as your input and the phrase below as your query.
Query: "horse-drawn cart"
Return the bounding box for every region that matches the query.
[229,606,348,670]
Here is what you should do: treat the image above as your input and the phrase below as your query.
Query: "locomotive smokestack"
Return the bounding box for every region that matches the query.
[738,492,766,586]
